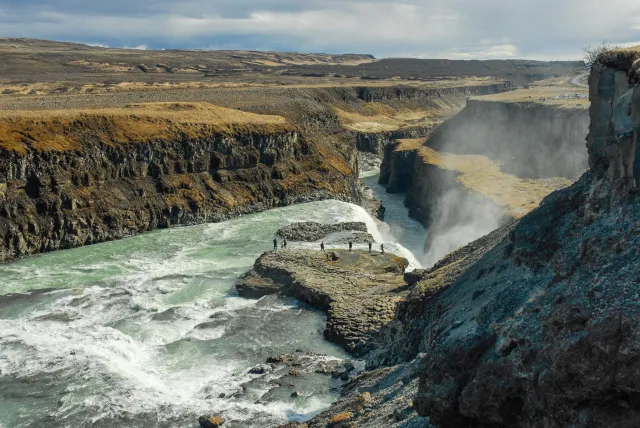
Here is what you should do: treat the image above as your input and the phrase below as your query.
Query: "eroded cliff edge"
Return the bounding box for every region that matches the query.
[303,48,640,428]
[0,103,360,262]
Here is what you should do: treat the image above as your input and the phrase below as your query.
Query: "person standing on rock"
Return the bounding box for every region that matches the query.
[283,239,287,249]
[273,238,278,251]
[368,241,372,253]
[321,241,325,252]
[381,243,384,254]
[348,240,353,252]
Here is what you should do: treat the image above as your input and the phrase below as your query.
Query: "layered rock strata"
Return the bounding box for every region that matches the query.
[0,106,360,262]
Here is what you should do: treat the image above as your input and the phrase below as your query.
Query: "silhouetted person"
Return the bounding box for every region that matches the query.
[368,241,372,253]
[283,239,287,249]
[321,241,325,252]
[380,243,384,254]
[273,238,278,251]
[348,240,353,251]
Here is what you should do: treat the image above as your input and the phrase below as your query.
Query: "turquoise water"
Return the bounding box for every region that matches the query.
[0,198,422,428]
[362,172,427,263]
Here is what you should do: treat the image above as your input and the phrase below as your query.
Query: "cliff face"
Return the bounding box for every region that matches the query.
[378,140,418,193]
[379,99,587,254]
[393,54,640,427]
[427,100,590,179]
[0,106,360,263]
[354,127,431,157]
[355,82,513,104]
[306,52,640,428]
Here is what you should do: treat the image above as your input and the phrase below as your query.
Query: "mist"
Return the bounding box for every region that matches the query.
[420,101,589,268]
[423,188,505,267]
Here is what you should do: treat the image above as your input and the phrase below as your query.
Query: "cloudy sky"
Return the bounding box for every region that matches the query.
[1,0,639,60]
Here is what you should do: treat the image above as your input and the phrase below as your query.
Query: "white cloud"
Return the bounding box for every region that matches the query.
[0,0,639,59]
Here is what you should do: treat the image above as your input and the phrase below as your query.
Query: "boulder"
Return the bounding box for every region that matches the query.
[198,415,225,428]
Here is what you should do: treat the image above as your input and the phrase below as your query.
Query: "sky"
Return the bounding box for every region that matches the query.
[0,0,639,60]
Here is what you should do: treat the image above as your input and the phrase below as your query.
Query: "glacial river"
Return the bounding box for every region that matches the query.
[0,173,425,428]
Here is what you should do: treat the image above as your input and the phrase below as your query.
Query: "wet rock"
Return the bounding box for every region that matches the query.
[236,249,409,356]
[151,308,183,322]
[277,222,367,242]
[198,415,225,428]
[362,185,385,221]
[34,312,76,323]
[249,364,271,375]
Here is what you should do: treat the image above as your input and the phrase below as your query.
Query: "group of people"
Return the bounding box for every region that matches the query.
[273,238,384,254]
[321,240,384,254]
[273,238,287,250]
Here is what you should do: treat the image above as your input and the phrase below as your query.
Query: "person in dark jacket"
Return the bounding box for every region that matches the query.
[273,238,278,251]
[320,241,325,252]
[283,239,287,249]
[368,241,372,253]
[381,243,384,254]
[348,240,353,251]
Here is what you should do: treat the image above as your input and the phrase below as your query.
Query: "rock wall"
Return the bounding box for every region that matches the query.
[307,51,640,428]
[587,53,640,184]
[383,52,640,427]
[426,100,590,179]
[355,82,513,104]
[378,141,418,193]
[354,127,431,157]
[0,128,359,263]
[377,98,589,236]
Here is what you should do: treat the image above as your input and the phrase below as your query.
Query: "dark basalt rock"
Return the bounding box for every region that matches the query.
[305,54,640,428]
[277,221,368,241]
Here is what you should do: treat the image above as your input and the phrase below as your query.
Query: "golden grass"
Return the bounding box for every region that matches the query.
[0,102,290,154]
[419,147,573,218]
[395,138,425,152]
[335,99,462,133]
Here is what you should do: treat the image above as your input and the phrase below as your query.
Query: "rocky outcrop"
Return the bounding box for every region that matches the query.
[309,52,640,428]
[236,249,409,355]
[0,113,362,262]
[379,141,419,194]
[587,51,639,184]
[354,126,432,157]
[277,221,368,241]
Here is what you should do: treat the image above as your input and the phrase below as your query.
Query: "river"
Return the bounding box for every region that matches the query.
[0,172,425,428]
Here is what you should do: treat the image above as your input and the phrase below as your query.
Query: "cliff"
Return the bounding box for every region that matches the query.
[377,94,586,266]
[0,103,359,262]
[306,49,640,428]
[378,139,419,193]
[426,99,589,179]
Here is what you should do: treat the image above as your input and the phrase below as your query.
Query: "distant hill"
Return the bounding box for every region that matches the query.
[0,38,582,86]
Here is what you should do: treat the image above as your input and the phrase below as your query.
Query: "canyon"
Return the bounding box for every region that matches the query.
[297,46,640,428]
[3,37,634,428]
